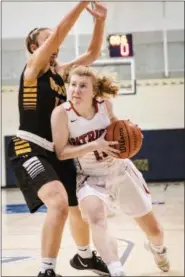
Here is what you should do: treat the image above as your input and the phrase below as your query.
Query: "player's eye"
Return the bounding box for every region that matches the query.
[80,84,86,88]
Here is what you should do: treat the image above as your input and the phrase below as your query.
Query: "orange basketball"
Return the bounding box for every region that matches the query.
[105,120,143,159]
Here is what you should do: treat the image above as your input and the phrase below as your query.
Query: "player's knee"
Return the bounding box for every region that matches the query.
[49,195,68,217]
[41,181,69,218]
[86,206,106,225]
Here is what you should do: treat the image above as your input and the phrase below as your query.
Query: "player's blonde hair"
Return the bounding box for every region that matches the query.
[68,65,119,98]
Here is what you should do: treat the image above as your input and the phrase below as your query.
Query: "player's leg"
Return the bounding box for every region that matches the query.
[77,184,125,276]
[58,160,109,275]
[9,142,68,277]
[69,206,90,251]
[37,179,68,276]
[60,160,90,252]
[134,211,169,272]
[117,160,170,272]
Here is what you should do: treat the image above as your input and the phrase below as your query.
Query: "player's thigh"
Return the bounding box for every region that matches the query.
[11,155,66,212]
[54,158,78,207]
[117,160,152,217]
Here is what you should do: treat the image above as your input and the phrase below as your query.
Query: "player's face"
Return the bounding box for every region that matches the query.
[68,74,94,106]
[37,29,59,63]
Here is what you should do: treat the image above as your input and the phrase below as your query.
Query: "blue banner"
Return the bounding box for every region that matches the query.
[4,129,185,187]
[132,129,185,182]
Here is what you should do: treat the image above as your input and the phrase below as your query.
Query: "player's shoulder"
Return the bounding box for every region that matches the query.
[51,103,66,120]
[95,97,112,105]
[62,101,73,112]
[104,98,113,109]
[95,97,105,104]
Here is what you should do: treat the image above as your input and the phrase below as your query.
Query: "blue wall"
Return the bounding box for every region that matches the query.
[132,129,185,182]
[4,129,185,187]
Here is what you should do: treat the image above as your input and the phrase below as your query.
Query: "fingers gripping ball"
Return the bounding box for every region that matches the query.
[105,120,143,159]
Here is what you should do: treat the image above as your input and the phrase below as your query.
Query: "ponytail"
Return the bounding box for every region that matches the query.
[96,75,119,98]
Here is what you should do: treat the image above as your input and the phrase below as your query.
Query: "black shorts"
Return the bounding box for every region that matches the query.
[8,136,78,213]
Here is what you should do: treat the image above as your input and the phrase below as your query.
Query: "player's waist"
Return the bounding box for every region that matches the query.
[17,130,54,152]
[78,155,116,176]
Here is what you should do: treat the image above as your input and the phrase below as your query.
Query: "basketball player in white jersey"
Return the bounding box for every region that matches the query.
[51,66,170,276]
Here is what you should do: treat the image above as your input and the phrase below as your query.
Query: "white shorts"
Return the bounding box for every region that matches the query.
[77,159,152,218]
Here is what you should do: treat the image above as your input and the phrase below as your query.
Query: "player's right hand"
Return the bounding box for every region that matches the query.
[86,2,107,21]
[94,131,120,157]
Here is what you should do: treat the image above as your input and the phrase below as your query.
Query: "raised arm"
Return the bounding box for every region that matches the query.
[57,2,107,76]
[25,1,89,81]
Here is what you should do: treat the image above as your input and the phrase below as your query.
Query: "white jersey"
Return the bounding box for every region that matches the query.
[62,100,152,219]
[62,99,116,176]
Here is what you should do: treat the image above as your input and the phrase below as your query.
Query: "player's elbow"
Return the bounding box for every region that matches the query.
[93,50,101,61]
[56,150,70,161]
[54,145,65,161]
[87,49,101,63]
[56,150,65,161]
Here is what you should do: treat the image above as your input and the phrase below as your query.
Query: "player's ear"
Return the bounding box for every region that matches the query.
[30,43,38,53]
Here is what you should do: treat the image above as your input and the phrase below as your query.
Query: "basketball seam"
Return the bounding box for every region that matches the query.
[122,120,130,158]
[112,122,117,150]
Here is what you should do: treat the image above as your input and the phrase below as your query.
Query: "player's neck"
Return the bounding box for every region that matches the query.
[75,104,95,120]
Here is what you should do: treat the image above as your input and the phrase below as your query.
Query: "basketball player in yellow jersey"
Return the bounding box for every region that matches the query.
[8,2,110,276]
[51,66,170,276]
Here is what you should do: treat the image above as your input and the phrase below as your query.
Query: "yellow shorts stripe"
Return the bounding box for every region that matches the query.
[15,148,32,155]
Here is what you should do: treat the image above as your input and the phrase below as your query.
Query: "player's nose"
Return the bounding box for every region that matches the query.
[74,87,81,94]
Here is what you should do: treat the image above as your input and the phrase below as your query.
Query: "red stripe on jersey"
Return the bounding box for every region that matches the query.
[68,99,104,116]
[65,106,72,112]
[94,99,104,113]
[69,100,81,116]
[95,99,104,104]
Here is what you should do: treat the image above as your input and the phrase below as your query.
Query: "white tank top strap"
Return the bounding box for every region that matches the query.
[95,98,110,118]
[63,101,78,122]
[62,101,71,110]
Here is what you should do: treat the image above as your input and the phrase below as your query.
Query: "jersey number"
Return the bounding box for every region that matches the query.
[94,151,108,161]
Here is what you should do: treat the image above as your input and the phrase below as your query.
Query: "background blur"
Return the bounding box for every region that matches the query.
[1,1,185,187]
[2,1,184,83]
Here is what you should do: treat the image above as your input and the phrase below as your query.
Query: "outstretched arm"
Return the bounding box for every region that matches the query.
[57,2,107,77]
[25,1,89,81]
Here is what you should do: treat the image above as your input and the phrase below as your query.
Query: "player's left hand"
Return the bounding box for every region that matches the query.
[86,2,107,21]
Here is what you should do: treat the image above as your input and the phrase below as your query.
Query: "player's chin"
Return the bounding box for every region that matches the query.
[72,97,81,105]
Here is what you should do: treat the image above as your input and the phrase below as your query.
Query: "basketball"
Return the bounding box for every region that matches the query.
[105,120,143,159]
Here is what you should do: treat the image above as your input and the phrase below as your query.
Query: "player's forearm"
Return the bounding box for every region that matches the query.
[86,19,106,60]
[27,2,90,76]
[55,2,89,45]
[57,141,97,160]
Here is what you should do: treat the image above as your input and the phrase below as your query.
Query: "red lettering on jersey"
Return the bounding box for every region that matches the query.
[87,131,95,142]
[95,130,99,138]
[69,138,75,145]
[70,128,106,146]
[99,129,105,136]
[94,150,103,161]
[79,134,87,144]
[102,152,108,158]
[75,137,81,145]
